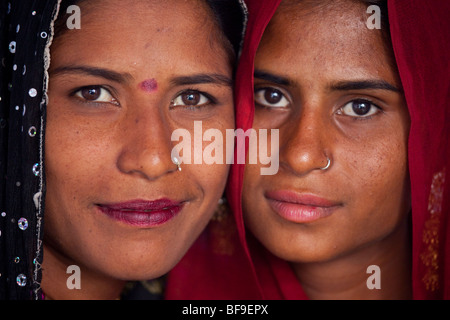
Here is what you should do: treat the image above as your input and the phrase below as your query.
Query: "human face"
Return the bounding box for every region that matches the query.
[242,0,411,263]
[45,0,234,280]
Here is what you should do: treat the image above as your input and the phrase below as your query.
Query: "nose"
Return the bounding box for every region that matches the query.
[116,105,178,180]
[279,107,331,176]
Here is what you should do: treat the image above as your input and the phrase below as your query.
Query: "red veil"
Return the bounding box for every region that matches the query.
[165,0,450,300]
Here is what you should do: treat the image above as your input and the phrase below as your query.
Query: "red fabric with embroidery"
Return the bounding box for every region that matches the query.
[388,1,450,299]
[165,0,450,300]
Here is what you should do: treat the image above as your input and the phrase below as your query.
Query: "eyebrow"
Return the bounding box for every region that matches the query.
[170,74,233,87]
[50,65,233,88]
[255,69,401,93]
[328,80,401,93]
[49,65,134,83]
[254,70,291,86]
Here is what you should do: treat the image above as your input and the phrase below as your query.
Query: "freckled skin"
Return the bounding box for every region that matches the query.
[43,0,234,299]
[242,0,411,299]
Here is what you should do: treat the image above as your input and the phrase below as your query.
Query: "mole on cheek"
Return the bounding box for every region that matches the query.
[139,79,158,93]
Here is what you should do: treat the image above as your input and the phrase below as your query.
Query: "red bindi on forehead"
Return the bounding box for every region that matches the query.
[138,79,158,93]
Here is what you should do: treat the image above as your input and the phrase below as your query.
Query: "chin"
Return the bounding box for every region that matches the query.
[257,233,342,264]
[272,247,332,264]
[105,261,172,281]
[87,245,182,281]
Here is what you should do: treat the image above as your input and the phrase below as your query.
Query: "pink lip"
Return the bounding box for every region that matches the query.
[265,190,341,223]
[97,198,184,227]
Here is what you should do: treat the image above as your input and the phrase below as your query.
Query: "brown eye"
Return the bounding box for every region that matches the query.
[264,88,282,104]
[340,99,380,118]
[74,86,118,105]
[351,99,372,115]
[254,87,289,108]
[182,91,201,106]
[171,90,211,108]
[81,87,101,100]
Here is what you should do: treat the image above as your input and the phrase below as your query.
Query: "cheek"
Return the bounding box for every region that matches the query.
[198,165,230,207]
[44,109,117,202]
[242,163,263,192]
[338,132,409,220]
[242,163,266,223]
[47,129,97,174]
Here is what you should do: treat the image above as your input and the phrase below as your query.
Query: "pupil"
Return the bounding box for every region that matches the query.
[352,100,371,115]
[82,87,100,100]
[182,92,200,105]
[264,89,282,104]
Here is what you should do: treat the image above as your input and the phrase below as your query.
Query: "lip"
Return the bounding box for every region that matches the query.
[97,198,184,227]
[265,190,341,223]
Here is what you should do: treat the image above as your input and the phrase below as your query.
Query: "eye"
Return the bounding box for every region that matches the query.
[254,88,289,108]
[74,86,118,105]
[171,90,212,108]
[338,99,380,118]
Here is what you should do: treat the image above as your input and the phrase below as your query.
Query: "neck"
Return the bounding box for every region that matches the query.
[291,219,412,300]
[41,244,126,300]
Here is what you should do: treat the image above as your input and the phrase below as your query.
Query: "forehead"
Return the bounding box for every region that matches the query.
[51,0,229,76]
[78,0,211,29]
[256,0,393,82]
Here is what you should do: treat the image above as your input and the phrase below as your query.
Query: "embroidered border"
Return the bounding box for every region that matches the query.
[420,168,446,292]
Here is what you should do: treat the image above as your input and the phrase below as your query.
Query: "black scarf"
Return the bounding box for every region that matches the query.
[1,0,61,300]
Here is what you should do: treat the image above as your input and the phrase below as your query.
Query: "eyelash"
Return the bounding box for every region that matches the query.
[254,86,290,109]
[70,85,119,107]
[70,86,218,110]
[337,98,384,121]
[170,88,217,110]
[254,86,384,121]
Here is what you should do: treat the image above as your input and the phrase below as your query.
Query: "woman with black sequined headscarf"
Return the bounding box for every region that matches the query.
[0,0,246,300]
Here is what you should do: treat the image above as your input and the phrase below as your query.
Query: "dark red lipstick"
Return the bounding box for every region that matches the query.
[97,198,184,227]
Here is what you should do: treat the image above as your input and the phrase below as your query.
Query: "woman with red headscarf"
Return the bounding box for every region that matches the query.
[165,0,450,300]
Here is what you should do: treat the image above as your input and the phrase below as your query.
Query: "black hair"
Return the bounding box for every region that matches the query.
[206,0,246,58]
